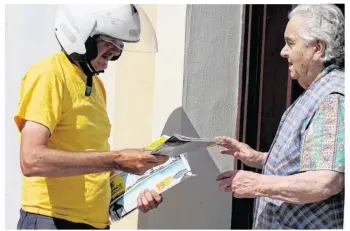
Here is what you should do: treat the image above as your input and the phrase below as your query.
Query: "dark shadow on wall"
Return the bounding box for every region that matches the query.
[137,107,230,229]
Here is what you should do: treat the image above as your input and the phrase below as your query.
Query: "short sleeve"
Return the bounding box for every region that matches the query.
[14,69,64,135]
[300,94,345,173]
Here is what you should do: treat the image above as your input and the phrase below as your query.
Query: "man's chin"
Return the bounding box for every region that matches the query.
[94,64,108,72]
[102,63,108,70]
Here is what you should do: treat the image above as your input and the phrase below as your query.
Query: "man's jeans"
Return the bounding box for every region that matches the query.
[17,209,110,230]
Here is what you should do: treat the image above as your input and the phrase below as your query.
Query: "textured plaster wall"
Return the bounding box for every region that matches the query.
[136,4,244,229]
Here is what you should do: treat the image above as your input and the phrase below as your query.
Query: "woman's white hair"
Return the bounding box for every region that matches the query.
[289,4,344,66]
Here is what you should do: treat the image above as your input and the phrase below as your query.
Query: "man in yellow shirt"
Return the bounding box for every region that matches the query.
[15,4,167,229]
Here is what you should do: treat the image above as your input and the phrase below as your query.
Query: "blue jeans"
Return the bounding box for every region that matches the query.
[17,209,110,230]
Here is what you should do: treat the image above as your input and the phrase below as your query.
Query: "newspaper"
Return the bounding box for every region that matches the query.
[149,134,217,157]
[109,134,216,221]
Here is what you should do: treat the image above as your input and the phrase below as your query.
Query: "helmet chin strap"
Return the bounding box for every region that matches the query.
[79,62,104,96]
[80,55,121,96]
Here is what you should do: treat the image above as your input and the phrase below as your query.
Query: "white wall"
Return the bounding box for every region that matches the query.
[151,4,187,140]
[5,5,117,229]
[5,5,60,228]
[136,4,188,228]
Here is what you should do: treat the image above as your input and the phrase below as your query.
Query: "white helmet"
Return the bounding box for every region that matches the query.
[54,4,158,63]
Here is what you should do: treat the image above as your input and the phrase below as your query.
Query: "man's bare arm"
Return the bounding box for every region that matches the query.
[20,121,167,177]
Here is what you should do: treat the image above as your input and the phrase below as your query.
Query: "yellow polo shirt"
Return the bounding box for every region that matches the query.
[14,51,112,228]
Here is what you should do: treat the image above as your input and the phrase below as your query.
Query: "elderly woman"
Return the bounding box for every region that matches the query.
[216,4,344,229]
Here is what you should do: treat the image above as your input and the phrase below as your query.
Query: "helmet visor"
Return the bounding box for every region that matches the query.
[99,35,125,51]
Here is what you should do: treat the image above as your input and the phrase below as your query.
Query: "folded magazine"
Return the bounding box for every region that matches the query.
[109,134,216,221]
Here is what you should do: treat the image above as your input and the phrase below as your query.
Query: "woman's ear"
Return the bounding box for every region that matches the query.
[313,40,326,61]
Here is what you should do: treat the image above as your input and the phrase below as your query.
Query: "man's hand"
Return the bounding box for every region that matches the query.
[137,189,163,213]
[216,170,263,198]
[215,136,267,169]
[114,149,169,175]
